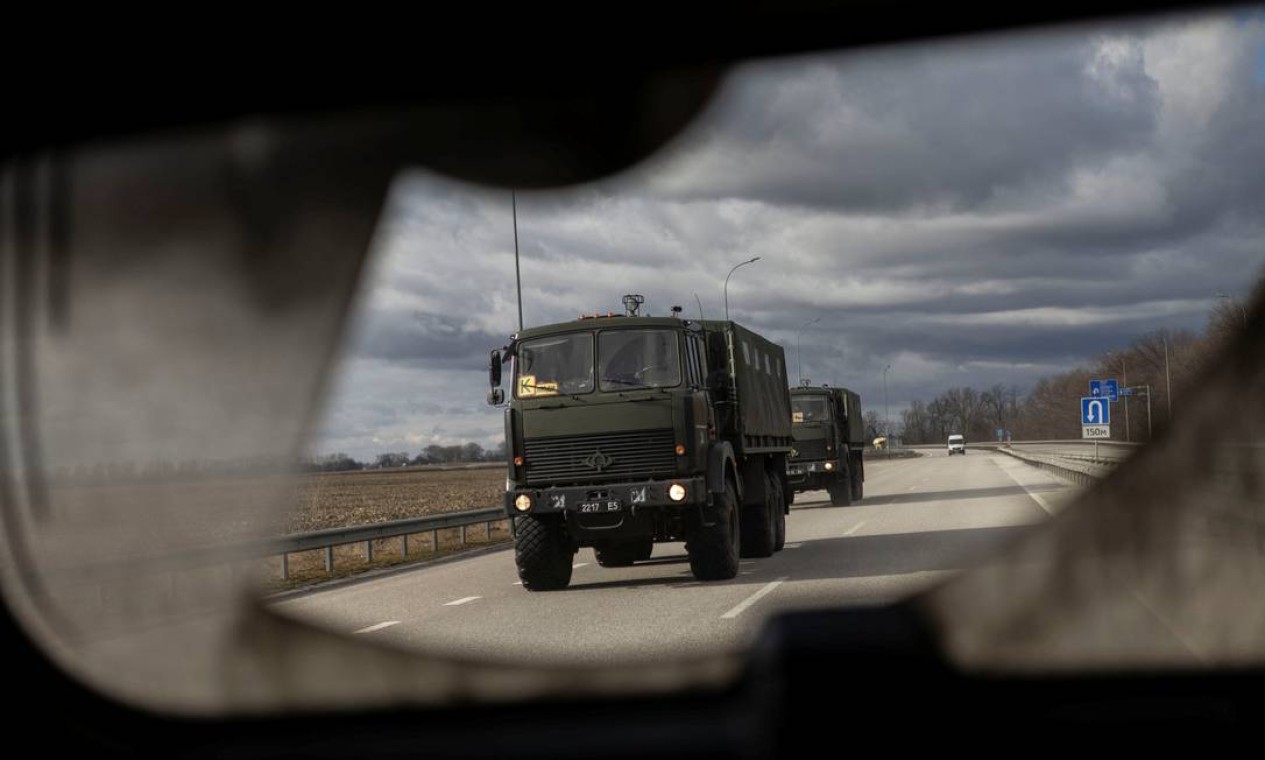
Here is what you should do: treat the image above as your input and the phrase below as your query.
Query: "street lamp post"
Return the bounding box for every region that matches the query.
[1109,351,1130,442]
[1163,336,1172,420]
[796,316,821,385]
[1142,384,1153,439]
[883,365,893,438]
[724,257,761,321]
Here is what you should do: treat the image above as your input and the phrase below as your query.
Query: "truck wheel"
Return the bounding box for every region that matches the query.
[595,538,653,567]
[515,515,574,591]
[739,475,776,559]
[772,474,787,552]
[850,464,863,503]
[688,479,740,581]
[828,471,853,506]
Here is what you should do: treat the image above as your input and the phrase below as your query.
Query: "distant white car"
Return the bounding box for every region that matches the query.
[947,435,965,455]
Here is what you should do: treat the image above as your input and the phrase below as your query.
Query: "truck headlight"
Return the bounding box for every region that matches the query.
[514,494,533,512]
[668,483,687,502]
[824,462,834,471]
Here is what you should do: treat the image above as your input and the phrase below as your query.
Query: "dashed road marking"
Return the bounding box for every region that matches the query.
[573,562,590,569]
[354,621,400,634]
[721,578,787,619]
[845,521,866,536]
[444,596,481,606]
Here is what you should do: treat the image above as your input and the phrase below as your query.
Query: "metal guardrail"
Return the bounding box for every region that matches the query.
[901,439,1139,486]
[993,447,1113,487]
[274,507,508,580]
[43,507,512,587]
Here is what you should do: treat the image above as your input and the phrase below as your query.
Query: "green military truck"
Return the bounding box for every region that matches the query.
[486,296,793,590]
[786,385,865,506]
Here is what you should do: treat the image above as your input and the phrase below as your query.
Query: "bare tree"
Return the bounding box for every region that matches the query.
[863,410,883,440]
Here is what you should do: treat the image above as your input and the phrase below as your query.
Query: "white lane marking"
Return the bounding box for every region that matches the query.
[512,581,523,586]
[444,596,482,606]
[354,621,400,634]
[721,578,787,619]
[844,521,866,536]
[573,562,590,569]
[907,486,917,491]
[994,456,1056,515]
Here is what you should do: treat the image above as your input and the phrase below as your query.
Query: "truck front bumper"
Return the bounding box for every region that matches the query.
[504,476,708,518]
[787,460,840,479]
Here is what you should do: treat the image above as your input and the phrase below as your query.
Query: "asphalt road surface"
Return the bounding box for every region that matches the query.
[274,452,1079,665]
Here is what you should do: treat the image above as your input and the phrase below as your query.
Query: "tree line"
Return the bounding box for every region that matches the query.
[899,297,1248,444]
[303,442,507,472]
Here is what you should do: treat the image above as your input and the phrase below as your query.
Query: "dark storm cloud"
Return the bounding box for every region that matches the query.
[350,307,505,370]
[311,11,1265,459]
[654,28,1161,213]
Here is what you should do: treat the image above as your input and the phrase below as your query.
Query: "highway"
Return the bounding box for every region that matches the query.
[273,452,1080,665]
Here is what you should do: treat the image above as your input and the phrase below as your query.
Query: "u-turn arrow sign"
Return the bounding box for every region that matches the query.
[1081,396,1111,425]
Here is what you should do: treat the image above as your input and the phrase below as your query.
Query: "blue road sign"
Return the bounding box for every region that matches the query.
[1089,380,1103,397]
[1121,387,1135,397]
[1104,379,1119,402]
[995,428,1004,441]
[1081,396,1111,425]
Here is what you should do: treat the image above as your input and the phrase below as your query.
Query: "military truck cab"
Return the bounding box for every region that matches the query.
[787,385,865,506]
[488,296,794,590]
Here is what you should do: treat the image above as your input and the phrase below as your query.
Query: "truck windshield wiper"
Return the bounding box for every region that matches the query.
[601,377,644,387]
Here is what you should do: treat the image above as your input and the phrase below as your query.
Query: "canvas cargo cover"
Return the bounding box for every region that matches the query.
[702,320,792,444]
[836,387,865,445]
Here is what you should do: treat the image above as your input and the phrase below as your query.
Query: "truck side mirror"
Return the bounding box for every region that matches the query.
[487,349,505,406]
[489,349,503,388]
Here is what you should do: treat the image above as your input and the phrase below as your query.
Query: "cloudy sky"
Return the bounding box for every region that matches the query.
[311,9,1265,460]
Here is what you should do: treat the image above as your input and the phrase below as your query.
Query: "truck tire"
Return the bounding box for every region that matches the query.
[595,538,653,567]
[772,474,787,552]
[850,464,863,503]
[739,474,776,559]
[688,479,740,581]
[828,471,853,506]
[515,515,574,591]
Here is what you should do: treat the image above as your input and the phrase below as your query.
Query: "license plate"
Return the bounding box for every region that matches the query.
[578,500,621,513]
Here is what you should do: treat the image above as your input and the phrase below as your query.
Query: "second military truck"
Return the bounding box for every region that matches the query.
[487,295,794,590]
[786,385,865,506]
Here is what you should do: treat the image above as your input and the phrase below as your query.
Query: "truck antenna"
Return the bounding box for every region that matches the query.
[512,190,523,331]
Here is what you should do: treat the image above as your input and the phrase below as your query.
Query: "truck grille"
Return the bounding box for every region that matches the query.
[792,439,828,461]
[524,429,676,486]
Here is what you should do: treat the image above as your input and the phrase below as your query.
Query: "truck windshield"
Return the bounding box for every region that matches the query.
[515,333,594,398]
[791,397,829,423]
[598,330,681,391]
